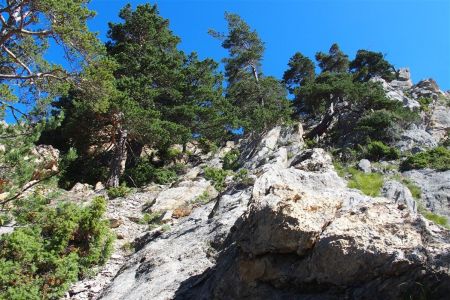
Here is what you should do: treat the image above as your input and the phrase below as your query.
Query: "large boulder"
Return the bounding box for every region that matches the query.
[403,169,450,221]
[203,165,450,300]
[381,180,417,213]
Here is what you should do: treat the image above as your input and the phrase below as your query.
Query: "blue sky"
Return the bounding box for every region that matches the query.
[88,0,450,90]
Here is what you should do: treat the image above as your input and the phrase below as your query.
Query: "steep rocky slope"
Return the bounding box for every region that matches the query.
[62,70,450,300]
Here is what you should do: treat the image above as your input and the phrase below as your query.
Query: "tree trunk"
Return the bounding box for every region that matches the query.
[106,122,128,188]
[126,140,144,169]
[305,101,337,139]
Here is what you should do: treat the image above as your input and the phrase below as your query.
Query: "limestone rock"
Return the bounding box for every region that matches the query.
[381,180,417,213]
[290,148,333,172]
[357,159,371,173]
[396,124,438,153]
[428,104,450,141]
[95,182,105,191]
[151,179,218,212]
[403,169,450,221]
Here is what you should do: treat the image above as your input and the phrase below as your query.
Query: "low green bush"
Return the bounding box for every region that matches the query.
[401,178,422,200]
[140,211,163,225]
[401,147,450,171]
[0,195,114,299]
[364,141,399,161]
[421,210,449,228]
[107,184,131,199]
[233,168,252,186]
[223,149,240,170]
[347,168,384,196]
[198,137,218,154]
[417,97,433,112]
[153,168,177,185]
[123,159,178,187]
[204,167,229,191]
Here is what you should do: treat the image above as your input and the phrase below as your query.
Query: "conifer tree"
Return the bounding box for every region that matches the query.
[315,43,349,73]
[210,13,291,133]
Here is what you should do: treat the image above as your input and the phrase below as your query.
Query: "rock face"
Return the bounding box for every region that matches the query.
[89,127,450,300]
[396,124,438,153]
[151,179,218,212]
[381,180,417,213]
[404,169,450,221]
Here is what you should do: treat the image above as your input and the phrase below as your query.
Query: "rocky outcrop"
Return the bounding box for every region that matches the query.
[89,127,450,300]
[151,179,218,212]
[190,158,450,300]
[396,124,438,153]
[381,180,417,213]
[403,169,450,221]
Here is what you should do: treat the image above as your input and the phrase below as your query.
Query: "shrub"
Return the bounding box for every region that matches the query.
[123,159,177,187]
[233,168,253,186]
[198,137,218,154]
[204,167,229,191]
[0,195,114,299]
[401,147,450,171]
[140,211,163,225]
[191,191,212,205]
[107,184,131,199]
[364,141,399,161]
[417,97,433,112]
[347,168,384,196]
[153,168,177,185]
[223,149,240,170]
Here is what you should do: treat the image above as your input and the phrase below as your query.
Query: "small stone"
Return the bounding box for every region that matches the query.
[109,218,123,228]
[357,159,371,173]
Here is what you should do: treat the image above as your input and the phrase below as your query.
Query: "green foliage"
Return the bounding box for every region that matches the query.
[401,179,422,200]
[191,191,212,205]
[140,212,163,225]
[401,147,450,171]
[283,52,315,94]
[204,167,229,191]
[123,159,178,187]
[0,195,113,300]
[350,50,396,82]
[286,45,417,147]
[363,141,400,161]
[198,137,219,154]
[421,210,449,228]
[223,149,240,170]
[211,13,292,134]
[315,43,349,73]
[347,168,384,197]
[417,97,433,112]
[153,168,177,185]
[107,184,131,199]
[233,168,253,186]
[0,0,101,118]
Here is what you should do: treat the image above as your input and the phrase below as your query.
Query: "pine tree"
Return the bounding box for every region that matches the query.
[210,13,291,133]
[315,43,349,73]
[350,49,396,82]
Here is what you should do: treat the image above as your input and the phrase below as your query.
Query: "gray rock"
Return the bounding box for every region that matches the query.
[65,125,450,300]
[381,180,417,213]
[290,148,333,172]
[403,169,450,221]
[428,104,450,142]
[396,124,438,153]
[357,159,372,173]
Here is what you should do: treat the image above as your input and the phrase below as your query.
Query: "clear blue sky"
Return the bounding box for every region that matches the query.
[88,0,450,90]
